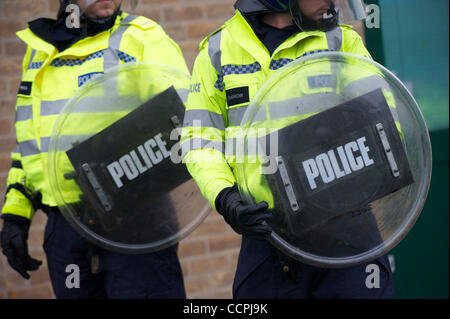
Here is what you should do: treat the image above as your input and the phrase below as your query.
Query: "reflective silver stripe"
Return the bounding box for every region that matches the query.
[224,137,265,157]
[325,27,342,51]
[181,138,224,154]
[27,49,37,70]
[40,99,69,116]
[13,144,20,154]
[177,88,189,103]
[183,109,225,131]
[103,14,138,70]
[208,31,225,91]
[261,92,399,124]
[74,96,135,113]
[19,139,39,157]
[342,75,399,122]
[16,105,33,122]
[40,137,51,153]
[263,93,339,120]
[343,75,391,93]
[228,107,248,127]
[208,31,222,74]
[19,135,91,157]
[40,135,91,153]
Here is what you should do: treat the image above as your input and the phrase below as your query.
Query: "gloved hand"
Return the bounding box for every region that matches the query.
[215,184,273,240]
[0,214,42,279]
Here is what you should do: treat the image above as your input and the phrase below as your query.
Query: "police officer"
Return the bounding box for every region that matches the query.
[182,0,395,298]
[0,0,188,298]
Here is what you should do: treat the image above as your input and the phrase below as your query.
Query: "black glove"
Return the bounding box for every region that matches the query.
[0,214,42,279]
[215,184,273,240]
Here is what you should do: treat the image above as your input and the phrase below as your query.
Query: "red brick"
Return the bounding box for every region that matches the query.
[49,0,61,13]
[185,271,234,294]
[0,79,6,96]
[164,24,187,42]
[187,21,221,39]
[32,210,48,227]
[184,275,213,294]
[135,7,161,22]
[0,0,47,20]
[0,175,7,199]
[190,287,233,299]
[5,40,26,57]
[164,6,203,23]
[0,272,7,288]
[0,154,12,172]
[205,3,236,20]
[189,215,229,237]
[8,283,54,299]
[0,58,23,76]
[7,76,22,94]
[28,248,47,265]
[0,119,12,136]
[180,259,189,276]
[209,234,241,252]
[28,227,45,247]
[178,238,207,258]
[0,138,15,155]
[0,20,26,38]
[0,98,16,118]
[30,265,51,285]
[188,254,231,275]
[0,254,8,272]
[1,271,29,289]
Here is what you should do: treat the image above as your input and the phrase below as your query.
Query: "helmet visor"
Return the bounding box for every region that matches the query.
[261,0,290,12]
[334,0,366,24]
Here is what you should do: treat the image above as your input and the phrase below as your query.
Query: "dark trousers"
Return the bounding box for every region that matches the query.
[233,237,395,299]
[43,209,186,299]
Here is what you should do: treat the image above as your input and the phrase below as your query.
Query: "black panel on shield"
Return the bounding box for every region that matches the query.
[66,87,190,244]
[264,88,414,257]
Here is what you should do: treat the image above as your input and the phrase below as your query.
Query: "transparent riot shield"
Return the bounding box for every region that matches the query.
[48,63,210,253]
[235,52,432,268]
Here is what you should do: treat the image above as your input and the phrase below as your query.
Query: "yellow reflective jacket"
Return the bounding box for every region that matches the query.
[2,12,189,220]
[181,10,376,209]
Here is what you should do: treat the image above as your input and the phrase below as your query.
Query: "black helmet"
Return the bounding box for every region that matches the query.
[235,0,366,32]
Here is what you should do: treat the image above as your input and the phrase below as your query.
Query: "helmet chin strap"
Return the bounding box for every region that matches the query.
[290,0,339,32]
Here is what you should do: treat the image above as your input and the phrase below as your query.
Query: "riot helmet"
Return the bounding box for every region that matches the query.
[235,0,366,31]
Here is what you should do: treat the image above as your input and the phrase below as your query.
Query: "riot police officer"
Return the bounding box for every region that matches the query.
[1,0,189,298]
[181,0,395,298]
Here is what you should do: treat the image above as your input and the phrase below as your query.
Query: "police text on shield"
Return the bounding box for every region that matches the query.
[302,136,374,190]
[106,133,170,188]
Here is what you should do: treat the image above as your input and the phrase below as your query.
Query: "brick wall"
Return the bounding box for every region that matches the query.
[0,0,365,299]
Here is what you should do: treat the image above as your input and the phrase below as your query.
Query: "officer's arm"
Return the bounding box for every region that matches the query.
[181,46,236,209]
[2,46,37,221]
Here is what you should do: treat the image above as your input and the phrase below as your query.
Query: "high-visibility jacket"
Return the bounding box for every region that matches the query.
[2,12,189,220]
[181,10,394,209]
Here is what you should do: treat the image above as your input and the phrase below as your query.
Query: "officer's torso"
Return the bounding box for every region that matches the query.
[15,13,152,206]
[205,12,346,165]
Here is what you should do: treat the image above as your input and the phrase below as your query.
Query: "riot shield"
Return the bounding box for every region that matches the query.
[235,52,432,268]
[48,63,210,253]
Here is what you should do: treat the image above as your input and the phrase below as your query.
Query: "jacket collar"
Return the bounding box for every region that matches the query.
[226,10,325,65]
[16,12,128,58]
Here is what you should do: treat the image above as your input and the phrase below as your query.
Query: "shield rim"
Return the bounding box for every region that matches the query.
[47,62,211,253]
[237,51,433,267]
